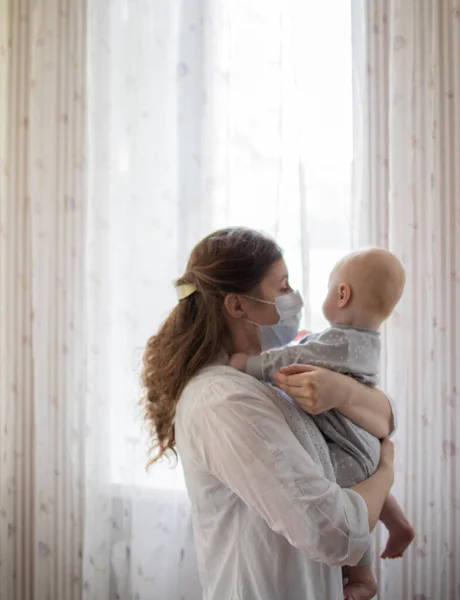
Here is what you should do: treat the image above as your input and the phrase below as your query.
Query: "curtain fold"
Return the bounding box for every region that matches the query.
[352,2,460,599]
[82,2,314,597]
[0,1,87,599]
[0,1,391,599]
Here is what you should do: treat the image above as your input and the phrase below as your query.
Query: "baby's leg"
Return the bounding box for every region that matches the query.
[313,410,381,485]
[343,565,378,600]
[380,494,415,558]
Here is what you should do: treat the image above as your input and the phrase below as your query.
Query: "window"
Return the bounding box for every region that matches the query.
[102,0,353,488]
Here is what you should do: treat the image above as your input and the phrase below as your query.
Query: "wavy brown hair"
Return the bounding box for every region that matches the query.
[141,227,282,466]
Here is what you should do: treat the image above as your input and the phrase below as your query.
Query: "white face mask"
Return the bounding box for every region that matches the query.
[244,290,304,351]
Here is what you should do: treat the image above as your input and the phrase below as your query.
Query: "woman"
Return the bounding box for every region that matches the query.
[142,227,395,600]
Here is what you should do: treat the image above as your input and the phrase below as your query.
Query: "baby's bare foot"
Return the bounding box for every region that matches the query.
[381,522,415,559]
[343,566,378,600]
[343,581,378,600]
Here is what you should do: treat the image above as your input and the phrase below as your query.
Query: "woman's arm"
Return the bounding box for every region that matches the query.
[273,364,394,439]
[334,379,394,439]
[188,379,374,567]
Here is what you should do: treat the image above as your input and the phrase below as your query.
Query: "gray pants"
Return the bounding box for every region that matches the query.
[313,409,381,567]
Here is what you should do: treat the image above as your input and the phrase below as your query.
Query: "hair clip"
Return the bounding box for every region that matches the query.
[176,283,197,301]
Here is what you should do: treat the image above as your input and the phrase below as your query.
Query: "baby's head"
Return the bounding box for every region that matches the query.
[322,248,406,330]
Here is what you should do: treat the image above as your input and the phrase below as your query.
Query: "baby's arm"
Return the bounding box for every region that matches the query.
[233,332,351,381]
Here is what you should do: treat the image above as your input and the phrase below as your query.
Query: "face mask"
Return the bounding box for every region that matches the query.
[245,290,304,351]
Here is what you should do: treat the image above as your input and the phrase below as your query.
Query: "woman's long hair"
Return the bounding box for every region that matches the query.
[141,227,282,466]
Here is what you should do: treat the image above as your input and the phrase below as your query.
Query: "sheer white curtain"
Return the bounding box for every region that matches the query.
[3,1,459,598]
[1,0,354,598]
[84,1,354,598]
[352,1,460,599]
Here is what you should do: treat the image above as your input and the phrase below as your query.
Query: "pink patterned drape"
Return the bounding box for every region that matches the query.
[352,1,460,599]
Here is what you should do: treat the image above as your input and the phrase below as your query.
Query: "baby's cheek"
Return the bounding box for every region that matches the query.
[322,296,333,320]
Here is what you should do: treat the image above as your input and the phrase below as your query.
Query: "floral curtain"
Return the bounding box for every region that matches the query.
[352,1,460,598]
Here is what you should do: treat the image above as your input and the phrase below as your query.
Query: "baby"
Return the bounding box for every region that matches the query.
[230,248,414,599]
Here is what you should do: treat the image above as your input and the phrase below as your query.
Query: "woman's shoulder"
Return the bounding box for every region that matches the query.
[176,365,272,422]
[182,365,268,404]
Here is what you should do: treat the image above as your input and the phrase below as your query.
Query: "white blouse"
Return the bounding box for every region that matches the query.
[175,364,374,600]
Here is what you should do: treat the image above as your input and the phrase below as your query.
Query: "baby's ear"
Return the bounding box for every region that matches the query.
[338,282,352,308]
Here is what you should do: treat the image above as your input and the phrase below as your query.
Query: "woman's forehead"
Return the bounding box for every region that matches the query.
[264,258,289,284]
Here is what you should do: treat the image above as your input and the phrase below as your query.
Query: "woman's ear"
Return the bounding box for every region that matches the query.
[223,293,247,319]
[338,282,352,308]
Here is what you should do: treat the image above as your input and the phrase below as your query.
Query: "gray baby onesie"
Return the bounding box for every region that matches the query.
[246,325,382,567]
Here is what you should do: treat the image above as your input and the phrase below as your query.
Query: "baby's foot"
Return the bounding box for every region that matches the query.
[343,566,378,600]
[381,522,415,559]
[343,580,378,600]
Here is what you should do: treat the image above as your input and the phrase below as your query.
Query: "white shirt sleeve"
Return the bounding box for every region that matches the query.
[188,380,371,567]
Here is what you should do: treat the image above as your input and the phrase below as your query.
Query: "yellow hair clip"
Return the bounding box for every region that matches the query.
[176,283,197,301]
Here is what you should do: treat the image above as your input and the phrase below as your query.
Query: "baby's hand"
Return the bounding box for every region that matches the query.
[294,329,311,341]
[230,353,249,372]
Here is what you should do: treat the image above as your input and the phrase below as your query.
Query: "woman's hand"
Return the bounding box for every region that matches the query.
[273,363,394,439]
[273,364,347,415]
